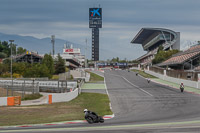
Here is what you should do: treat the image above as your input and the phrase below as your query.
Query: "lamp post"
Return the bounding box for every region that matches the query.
[9,40,14,83]
[15,44,18,56]
[85,38,87,68]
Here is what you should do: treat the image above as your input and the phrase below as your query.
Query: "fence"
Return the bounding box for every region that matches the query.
[0,79,78,97]
[0,80,39,98]
[149,66,199,81]
[149,66,164,75]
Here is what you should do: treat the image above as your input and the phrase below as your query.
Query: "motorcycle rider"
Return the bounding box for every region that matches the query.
[84,109,98,120]
[180,83,184,92]
[147,78,150,83]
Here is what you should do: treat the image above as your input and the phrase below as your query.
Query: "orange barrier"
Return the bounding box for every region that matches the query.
[48,95,52,104]
[7,96,21,106]
[7,97,15,106]
[14,96,21,105]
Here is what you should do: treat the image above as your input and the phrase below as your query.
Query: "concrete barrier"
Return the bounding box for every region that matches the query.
[0,97,7,106]
[0,96,21,106]
[145,70,200,89]
[0,89,79,106]
[47,88,79,103]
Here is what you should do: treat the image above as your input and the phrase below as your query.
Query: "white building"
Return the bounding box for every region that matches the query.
[60,44,85,69]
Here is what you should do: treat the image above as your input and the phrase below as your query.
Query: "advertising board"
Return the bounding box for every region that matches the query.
[63,48,80,54]
[89,8,102,28]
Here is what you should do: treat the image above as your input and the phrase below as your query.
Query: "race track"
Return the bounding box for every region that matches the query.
[1,70,200,133]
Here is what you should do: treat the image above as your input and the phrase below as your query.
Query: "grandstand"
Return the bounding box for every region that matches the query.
[14,51,43,63]
[131,28,180,66]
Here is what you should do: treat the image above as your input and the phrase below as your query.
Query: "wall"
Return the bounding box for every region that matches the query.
[145,70,200,89]
[70,70,82,78]
[0,97,7,106]
[51,88,79,103]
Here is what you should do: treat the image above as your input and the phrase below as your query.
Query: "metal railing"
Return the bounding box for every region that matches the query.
[0,79,78,97]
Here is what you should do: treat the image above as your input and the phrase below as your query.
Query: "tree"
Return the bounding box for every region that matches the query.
[0,63,9,75]
[42,54,55,77]
[111,57,119,62]
[152,49,179,64]
[12,62,28,76]
[17,47,27,55]
[0,41,10,57]
[23,63,51,78]
[0,52,7,58]
[55,54,65,74]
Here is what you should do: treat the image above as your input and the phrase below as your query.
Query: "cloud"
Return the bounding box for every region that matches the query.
[1,0,200,60]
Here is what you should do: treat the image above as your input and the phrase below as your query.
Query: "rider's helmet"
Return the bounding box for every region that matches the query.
[84,109,88,113]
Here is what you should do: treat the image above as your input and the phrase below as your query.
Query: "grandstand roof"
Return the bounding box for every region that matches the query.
[158,45,200,66]
[131,28,177,45]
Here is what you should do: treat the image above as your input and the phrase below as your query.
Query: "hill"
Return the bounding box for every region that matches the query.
[0,33,85,54]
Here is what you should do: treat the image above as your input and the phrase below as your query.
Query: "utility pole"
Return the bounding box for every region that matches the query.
[9,40,14,86]
[51,35,55,58]
[85,38,87,68]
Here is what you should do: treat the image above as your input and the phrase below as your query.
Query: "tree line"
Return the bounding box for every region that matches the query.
[0,41,27,58]
[0,41,66,78]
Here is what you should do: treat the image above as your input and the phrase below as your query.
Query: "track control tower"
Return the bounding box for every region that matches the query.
[89,7,102,61]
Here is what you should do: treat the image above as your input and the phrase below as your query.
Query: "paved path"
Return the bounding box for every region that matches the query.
[151,78,200,94]
[81,82,106,94]
[81,83,105,89]
[20,93,50,106]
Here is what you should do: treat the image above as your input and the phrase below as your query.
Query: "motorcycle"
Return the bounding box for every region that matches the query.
[180,87,184,92]
[180,83,184,92]
[85,111,104,124]
[147,78,150,83]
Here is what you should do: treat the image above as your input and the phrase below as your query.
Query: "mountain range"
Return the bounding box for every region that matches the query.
[0,32,86,55]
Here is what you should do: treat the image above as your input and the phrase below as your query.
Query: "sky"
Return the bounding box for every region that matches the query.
[1,0,200,60]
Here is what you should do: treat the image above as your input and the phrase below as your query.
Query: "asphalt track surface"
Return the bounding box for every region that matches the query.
[1,70,200,133]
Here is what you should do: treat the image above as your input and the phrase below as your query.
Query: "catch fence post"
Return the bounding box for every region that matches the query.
[6,85,8,97]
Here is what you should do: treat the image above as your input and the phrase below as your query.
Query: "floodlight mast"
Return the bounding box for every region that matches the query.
[9,40,14,86]
[51,35,55,58]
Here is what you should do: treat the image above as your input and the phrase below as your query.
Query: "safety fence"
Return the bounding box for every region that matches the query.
[0,79,77,97]
[149,66,198,81]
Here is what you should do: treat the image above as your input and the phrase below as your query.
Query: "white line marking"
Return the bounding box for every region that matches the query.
[122,77,153,97]
[106,73,153,97]
[104,73,114,112]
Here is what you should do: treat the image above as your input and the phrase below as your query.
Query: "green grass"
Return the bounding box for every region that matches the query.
[51,75,59,80]
[21,93,43,101]
[132,69,157,78]
[86,71,104,82]
[0,92,112,126]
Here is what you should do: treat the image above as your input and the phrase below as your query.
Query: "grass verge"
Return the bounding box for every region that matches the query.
[21,93,43,101]
[86,71,104,82]
[0,92,112,126]
[51,75,59,80]
[132,69,157,78]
